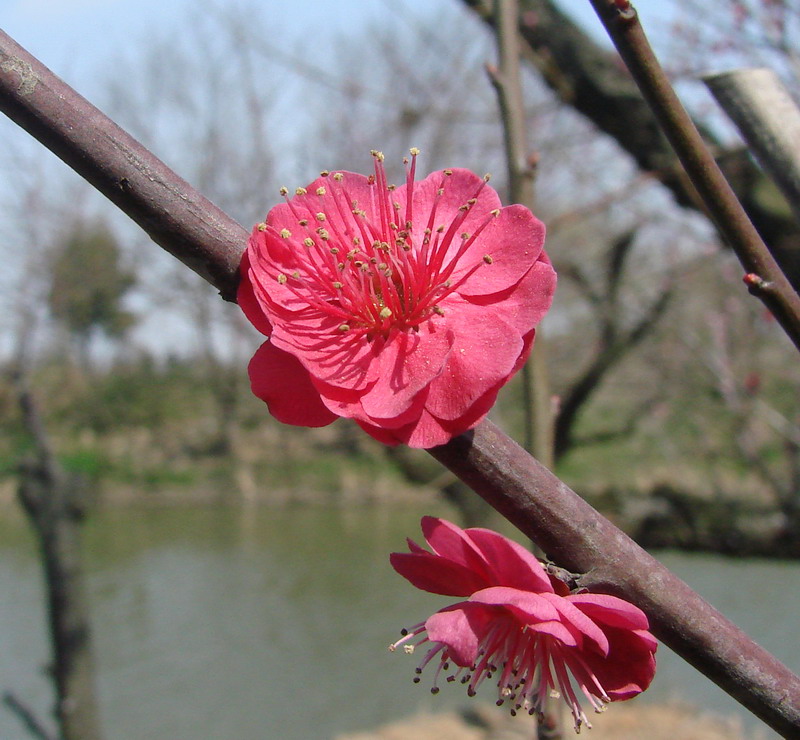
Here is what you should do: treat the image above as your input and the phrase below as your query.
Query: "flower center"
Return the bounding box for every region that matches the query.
[269,150,498,339]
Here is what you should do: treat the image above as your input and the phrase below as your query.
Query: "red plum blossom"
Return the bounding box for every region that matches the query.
[390,516,657,731]
[238,150,556,447]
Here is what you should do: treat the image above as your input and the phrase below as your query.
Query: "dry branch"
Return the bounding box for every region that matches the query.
[1,28,799,738]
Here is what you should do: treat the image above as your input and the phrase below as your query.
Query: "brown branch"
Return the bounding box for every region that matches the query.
[460,0,800,292]
[430,422,800,736]
[0,30,245,301]
[589,0,800,353]
[1,30,799,737]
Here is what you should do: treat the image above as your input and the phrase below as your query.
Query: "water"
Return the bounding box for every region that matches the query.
[0,503,796,739]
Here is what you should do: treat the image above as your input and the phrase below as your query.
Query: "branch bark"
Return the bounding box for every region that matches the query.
[0,30,245,301]
[1,29,799,737]
[460,0,800,292]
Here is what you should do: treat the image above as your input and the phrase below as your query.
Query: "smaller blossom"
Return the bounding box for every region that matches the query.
[389,517,657,732]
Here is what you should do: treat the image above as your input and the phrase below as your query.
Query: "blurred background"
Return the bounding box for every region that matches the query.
[0,0,798,738]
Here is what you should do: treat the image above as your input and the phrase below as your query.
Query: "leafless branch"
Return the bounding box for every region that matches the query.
[1,28,799,737]
[589,0,800,353]
[2,692,57,740]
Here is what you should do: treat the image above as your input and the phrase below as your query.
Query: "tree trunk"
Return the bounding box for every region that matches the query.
[15,379,103,740]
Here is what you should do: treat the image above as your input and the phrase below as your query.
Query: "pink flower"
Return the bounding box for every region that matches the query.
[389,517,657,731]
[238,150,556,448]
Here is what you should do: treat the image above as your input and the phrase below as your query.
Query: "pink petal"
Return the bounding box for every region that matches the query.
[248,342,338,427]
[574,624,657,700]
[452,256,557,337]
[356,407,465,448]
[469,586,560,623]
[410,168,502,256]
[358,322,453,420]
[453,205,546,296]
[462,526,553,593]
[541,592,610,656]
[567,593,653,632]
[270,321,380,392]
[389,551,489,597]
[421,517,492,576]
[237,251,273,336]
[425,306,523,421]
[424,602,493,667]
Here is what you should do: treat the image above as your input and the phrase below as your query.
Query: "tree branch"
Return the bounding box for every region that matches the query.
[0,30,245,301]
[589,0,800,353]
[460,0,800,292]
[1,29,799,736]
[2,692,57,740]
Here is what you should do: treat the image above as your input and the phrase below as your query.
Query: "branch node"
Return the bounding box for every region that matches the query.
[743,272,774,295]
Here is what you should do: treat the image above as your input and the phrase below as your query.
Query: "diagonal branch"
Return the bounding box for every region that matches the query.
[589,0,800,353]
[460,0,800,292]
[0,30,245,301]
[1,30,799,737]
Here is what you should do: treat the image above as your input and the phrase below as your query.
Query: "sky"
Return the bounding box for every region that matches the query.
[0,0,678,113]
[0,0,676,356]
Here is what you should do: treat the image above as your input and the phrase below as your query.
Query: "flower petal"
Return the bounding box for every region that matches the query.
[462,526,553,592]
[248,342,338,427]
[358,322,453,420]
[237,251,273,336]
[390,551,490,597]
[425,307,523,421]
[453,205,546,296]
[424,602,493,667]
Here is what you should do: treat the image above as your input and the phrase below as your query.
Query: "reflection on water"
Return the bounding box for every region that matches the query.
[0,504,794,739]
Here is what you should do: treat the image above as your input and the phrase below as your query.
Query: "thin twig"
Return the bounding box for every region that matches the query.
[3,691,57,740]
[588,0,800,353]
[489,2,561,736]
[1,28,799,737]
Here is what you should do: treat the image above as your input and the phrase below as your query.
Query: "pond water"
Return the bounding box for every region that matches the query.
[0,503,796,739]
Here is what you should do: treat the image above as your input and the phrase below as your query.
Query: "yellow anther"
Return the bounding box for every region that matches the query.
[295,186,307,195]
[387,184,396,191]
[333,172,344,181]
[461,232,470,240]
[483,173,491,182]
[379,307,392,319]
[299,219,309,226]
[330,247,340,255]
[303,237,314,247]
[483,255,493,264]
[316,212,327,222]
[491,209,501,217]
[256,223,267,232]
[409,147,420,156]
[280,228,291,239]
[317,228,330,240]
[320,170,330,177]
[277,274,287,284]
[371,150,385,161]
[279,186,289,196]
[316,186,326,196]
[339,324,350,332]
[333,281,343,289]
[443,169,453,176]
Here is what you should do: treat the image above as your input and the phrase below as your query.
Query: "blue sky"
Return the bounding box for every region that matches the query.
[2,0,673,102]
